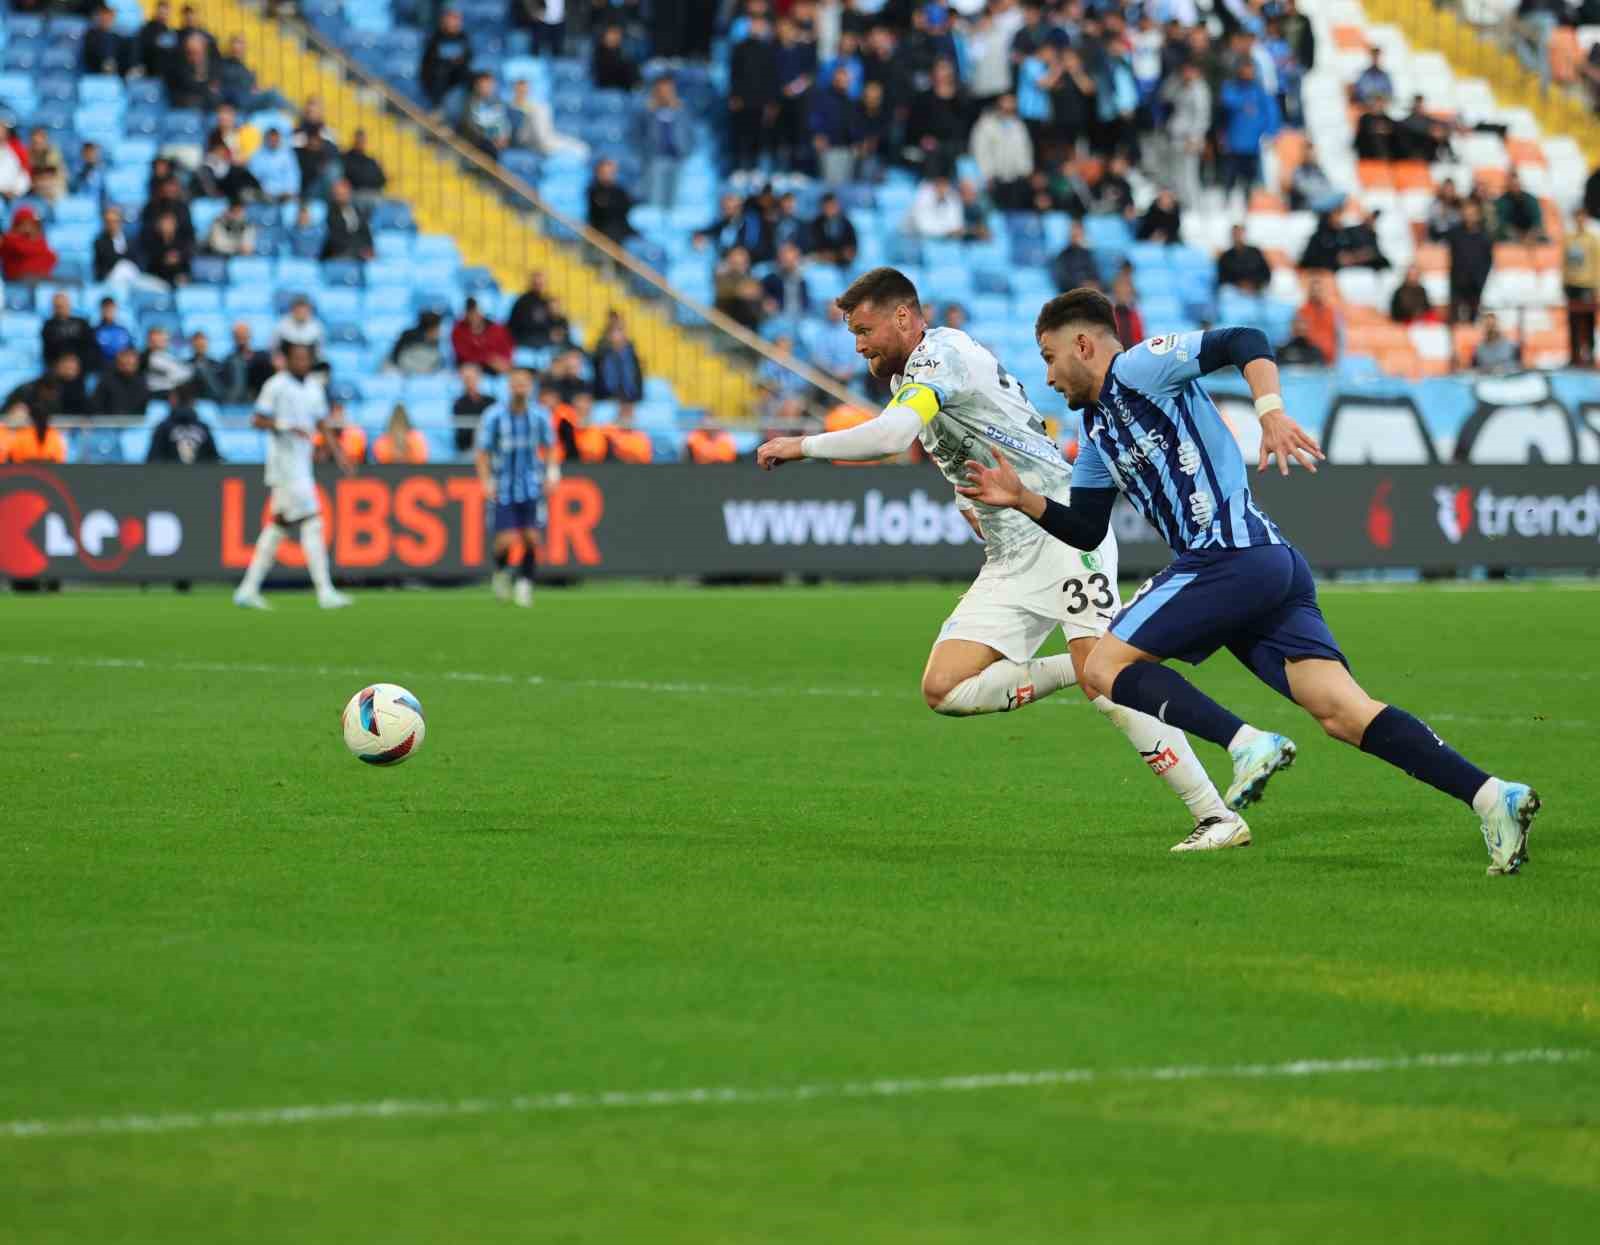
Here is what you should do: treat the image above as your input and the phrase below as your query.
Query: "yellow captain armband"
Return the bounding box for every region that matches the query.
[890,382,941,423]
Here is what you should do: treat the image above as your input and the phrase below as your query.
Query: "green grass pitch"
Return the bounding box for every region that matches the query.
[2,580,1597,1243]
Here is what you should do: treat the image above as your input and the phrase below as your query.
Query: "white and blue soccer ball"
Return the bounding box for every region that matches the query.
[342,683,426,765]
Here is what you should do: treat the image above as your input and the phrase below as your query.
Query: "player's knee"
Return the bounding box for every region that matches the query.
[921,670,965,713]
[1083,649,1121,701]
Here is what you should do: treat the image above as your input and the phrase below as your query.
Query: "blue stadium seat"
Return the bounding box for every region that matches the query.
[358,371,404,405]
[176,286,223,315]
[225,286,275,314]
[324,344,365,377]
[327,320,366,345]
[403,373,454,403]
[191,256,228,285]
[228,256,273,287]
[321,260,364,288]
[274,257,319,291]
[364,259,412,290]
[316,288,362,320]
[374,231,413,260]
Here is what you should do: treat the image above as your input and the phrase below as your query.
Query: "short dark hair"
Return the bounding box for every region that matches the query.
[836,266,921,317]
[1034,288,1117,339]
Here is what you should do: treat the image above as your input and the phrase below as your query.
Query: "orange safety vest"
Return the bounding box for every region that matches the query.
[607,426,653,464]
[685,428,737,463]
[574,424,609,463]
[373,429,429,464]
[4,425,67,463]
[315,425,368,463]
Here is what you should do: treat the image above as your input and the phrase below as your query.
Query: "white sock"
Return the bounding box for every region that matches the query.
[302,516,336,597]
[933,654,1077,716]
[1228,724,1264,753]
[1471,778,1502,818]
[237,523,284,595]
[1094,695,1231,822]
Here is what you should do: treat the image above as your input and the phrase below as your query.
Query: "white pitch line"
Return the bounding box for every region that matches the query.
[1,1049,1585,1142]
[0,654,891,701]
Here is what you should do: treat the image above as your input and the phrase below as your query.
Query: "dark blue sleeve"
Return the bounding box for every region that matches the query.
[1032,489,1118,552]
[1198,328,1275,376]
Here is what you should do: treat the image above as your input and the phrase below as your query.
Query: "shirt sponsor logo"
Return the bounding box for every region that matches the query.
[1189,490,1215,528]
[1148,333,1179,356]
[983,425,1030,454]
[1177,440,1201,476]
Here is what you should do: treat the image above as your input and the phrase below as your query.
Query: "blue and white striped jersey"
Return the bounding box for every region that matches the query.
[476,403,552,506]
[1071,330,1283,553]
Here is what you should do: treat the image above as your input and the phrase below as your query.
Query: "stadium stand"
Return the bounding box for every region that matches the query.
[6,0,1600,464]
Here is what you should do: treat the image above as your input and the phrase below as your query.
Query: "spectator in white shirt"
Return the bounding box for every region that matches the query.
[907,173,964,239]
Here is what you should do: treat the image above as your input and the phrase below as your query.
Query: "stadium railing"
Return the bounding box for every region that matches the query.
[178,0,872,429]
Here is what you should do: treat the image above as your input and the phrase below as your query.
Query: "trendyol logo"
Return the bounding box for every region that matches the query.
[1433,484,1600,544]
[0,466,181,576]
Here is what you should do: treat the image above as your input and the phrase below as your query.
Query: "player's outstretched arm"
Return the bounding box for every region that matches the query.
[957,456,1116,551]
[756,405,924,470]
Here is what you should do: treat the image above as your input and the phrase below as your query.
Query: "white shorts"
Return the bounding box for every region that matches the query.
[936,531,1121,662]
[269,482,321,525]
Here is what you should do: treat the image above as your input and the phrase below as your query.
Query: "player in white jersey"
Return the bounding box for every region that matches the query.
[756,268,1245,848]
[233,341,354,610]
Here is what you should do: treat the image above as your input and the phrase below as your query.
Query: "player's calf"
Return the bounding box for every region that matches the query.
[922,646,1077,715]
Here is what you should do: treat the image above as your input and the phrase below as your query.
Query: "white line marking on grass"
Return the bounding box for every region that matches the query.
[2,1049,1586,1141]
[0,654,890,701]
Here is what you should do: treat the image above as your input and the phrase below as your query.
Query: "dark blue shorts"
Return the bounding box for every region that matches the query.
[493,499,544,533]
[1109,544,1347,700]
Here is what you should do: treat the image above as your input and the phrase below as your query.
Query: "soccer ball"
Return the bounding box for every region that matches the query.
[341,683,426,765]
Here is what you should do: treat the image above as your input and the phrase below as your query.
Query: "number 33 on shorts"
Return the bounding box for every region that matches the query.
[1063,572,1116,614]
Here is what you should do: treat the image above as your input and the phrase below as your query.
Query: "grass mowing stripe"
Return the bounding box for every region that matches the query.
[4,1049,1586,1141]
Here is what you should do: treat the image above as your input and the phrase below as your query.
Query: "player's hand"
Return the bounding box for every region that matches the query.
[1256,411,1325,476]
[756,436,805,470]
[957,456,1025,508]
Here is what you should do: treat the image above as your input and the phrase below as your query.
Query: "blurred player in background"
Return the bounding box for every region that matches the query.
[757,267,1245,851]
[233,341,353,610]
[959,289,1540,875]
[477,367,560,608]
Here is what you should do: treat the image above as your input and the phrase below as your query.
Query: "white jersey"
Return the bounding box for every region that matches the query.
[257,371,326,490]
[895,327,1073,563]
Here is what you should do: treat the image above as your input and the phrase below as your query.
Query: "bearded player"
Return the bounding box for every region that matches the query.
[757,267,1245,851]
[958,288,1539,875]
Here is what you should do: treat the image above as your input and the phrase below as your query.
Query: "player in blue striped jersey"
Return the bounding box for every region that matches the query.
[960,288,1540,873]
[475,368,559,608]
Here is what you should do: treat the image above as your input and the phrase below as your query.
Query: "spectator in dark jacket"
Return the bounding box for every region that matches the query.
[1496,170,1545,242]
[591,322,645,402]
[592,23,641,90]
[93,205,139,282]
[727,15,780,171]
[508,270,558,347]
[141,212,193,287]
[83,4,131,76]
[167,33,223,110]
[1448,200,1495,323]
[1136,190,1183,244]
[218,322,274,403]
[137,0,179,80]
[810,65,863,185]
[452,362,496,451]
[94,346,153,416]
[1216,224,1272,292]
[342,130,387,202]
[1390,265,1433,323]
[1052,220,1099,291]
[147,388,221,463]
[760,242,811,319]
[322,180,375,261]
[390,311,447,374]
[218,35,257,108]
[193,142,261,201]
[420,9,474,109]
[805,193,858,265]
[586,159,635,245]
[41,293,100,378]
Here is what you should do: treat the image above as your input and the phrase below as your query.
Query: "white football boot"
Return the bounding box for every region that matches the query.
[1172,812,1253,853]
[1225,732,1297,810]
[491,569,511,600]
[318,590,354,609]
[1482,781,1540,876]
[232,589,271,610]
[512,579,533,608]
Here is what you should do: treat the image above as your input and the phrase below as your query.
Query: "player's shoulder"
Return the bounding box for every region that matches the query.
[1113,330,1203,385]
[904,327,981,387]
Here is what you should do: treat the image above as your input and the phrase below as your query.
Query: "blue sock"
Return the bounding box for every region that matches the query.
[1359,705,1490,807]
[1111,663,1247,749]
